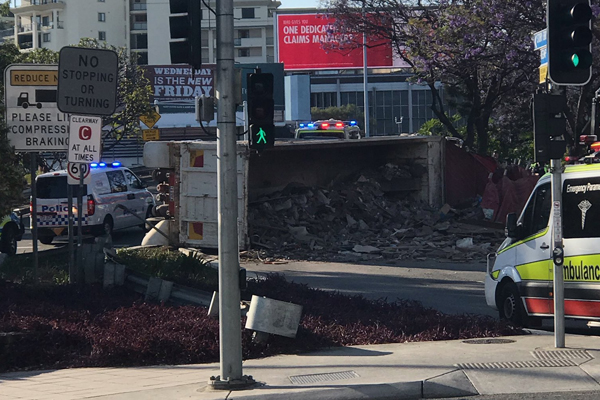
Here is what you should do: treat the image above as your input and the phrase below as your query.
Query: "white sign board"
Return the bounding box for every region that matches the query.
[67,162,91,185]
[4,64,69,152]
[68,115,102,163]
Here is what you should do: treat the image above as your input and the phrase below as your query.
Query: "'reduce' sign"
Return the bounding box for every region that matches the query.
[57,47,119,116]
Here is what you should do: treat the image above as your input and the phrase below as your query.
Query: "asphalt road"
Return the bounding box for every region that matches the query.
[429,392,600,400]
[243,259,495,316]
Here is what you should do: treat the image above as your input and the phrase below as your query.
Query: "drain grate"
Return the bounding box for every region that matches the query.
[532,349,593,361]
[289,370,359,385]
[457,359,578,370]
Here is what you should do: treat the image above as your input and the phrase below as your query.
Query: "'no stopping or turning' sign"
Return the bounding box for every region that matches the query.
[58,47,118,116]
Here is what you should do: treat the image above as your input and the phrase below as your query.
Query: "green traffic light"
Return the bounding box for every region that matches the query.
[572,53,580,67]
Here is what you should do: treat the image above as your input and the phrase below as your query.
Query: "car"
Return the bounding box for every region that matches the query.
[294,119,361,140]
[0,211,25,256]
[33,163,155,244]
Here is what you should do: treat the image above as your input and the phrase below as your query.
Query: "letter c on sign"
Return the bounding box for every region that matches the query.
[79,126,92,140]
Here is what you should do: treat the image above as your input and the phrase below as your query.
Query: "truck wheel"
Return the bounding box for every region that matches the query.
[36,103,42,109]
[22,103,29,109]
[39,235,54,245]
[499,282,527,326]
[1,226,17,256]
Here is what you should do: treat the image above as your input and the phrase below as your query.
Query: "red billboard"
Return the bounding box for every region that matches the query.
[277,13,393,70]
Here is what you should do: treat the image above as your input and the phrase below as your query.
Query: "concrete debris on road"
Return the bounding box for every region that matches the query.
[247,163,505,264]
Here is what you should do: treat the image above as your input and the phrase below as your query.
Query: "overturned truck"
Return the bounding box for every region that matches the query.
[143,137,445,250]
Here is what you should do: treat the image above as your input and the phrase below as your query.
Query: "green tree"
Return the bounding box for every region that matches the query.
[311,104,363,122]
[20,47,59,64]
[326,0,544,155]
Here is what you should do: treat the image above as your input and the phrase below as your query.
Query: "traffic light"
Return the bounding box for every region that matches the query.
[169,0,201,70]
[547,0,593,85]
[247,72,275,151]
[533,93,567,162]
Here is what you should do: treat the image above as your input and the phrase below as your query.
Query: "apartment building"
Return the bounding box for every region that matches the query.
[10,0,130,55]
[147,0,280,65]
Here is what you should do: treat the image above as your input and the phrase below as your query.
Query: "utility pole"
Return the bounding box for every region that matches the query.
[210,0,254,390]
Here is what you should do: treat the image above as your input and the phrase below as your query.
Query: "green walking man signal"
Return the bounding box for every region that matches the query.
[256,127,267,144]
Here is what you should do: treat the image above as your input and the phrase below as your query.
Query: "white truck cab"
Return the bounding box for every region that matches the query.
[486,163,600,326]
[33,164,154,244]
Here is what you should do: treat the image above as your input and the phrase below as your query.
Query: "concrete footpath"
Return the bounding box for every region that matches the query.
[2,331,600,400]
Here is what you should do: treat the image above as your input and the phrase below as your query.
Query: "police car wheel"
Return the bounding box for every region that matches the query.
[1,226,17,256]
[499,283,525,326]
[39,235,53,245]
[140,206,152,231]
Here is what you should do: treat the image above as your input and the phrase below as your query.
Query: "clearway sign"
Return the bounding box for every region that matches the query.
[68,115,102,163]
[4,64,69,152]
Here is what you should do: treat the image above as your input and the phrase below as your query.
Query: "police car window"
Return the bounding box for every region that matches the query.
[521,183,551,237]
[123,170,142,189]
[37,176,87,198]
[563,177,600,239]
[106,170,127,193]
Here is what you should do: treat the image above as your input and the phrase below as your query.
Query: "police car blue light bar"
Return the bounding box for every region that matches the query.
[91,163,99,168]
[308,123,315,128]
[350,120,357,126]
[112,162,121,168]
[299,123,305,128]
[99,162,107,168]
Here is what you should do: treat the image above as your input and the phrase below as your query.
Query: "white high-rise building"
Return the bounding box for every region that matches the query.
[147,0,280,65]
[10,0,281,66]
[11,0,130,53]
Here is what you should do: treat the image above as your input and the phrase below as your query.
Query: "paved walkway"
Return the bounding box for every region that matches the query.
[2,331,600,399]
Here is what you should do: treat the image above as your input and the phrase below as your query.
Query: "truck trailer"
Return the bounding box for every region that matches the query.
[143,137,445,249]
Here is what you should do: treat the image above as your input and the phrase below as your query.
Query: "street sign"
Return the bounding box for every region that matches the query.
[540,46,548,65]
[539,64,548,84]
[68,115,102,163]
[533,29,547,50]
[4,64,69,152]
[67,162,91,185]
[140,110,161,128]
[57,47,119,116]
[142,128,160,141]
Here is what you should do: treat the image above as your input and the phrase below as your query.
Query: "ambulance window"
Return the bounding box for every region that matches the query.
[521,183,551,237]
[563,177,600,238]
[106,171,127,193]
[37,176,87,198]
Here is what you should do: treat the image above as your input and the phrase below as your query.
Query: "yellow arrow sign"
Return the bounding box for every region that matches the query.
[143,128,160,141]
[140,110,161,129]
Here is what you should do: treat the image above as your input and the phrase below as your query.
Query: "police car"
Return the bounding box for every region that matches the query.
[294,119,361,140]
[0,212,24,256]
[33,162,154,244]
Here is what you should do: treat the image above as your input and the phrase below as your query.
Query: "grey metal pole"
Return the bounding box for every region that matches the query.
[30,153,38,280]
[551,158,564,348]
[68,183,75,283]
[213,0,247,388]
[77,166,84,285]
[362,23,370,138]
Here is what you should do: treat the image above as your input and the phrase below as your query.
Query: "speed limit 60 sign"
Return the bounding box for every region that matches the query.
[67,162,91,185]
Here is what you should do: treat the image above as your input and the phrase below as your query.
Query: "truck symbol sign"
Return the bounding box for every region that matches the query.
[17,89,57,109]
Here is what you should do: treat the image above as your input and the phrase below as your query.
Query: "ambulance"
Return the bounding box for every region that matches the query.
[485,162,600,326]
[294,119,361,140]
[33,163,154,244]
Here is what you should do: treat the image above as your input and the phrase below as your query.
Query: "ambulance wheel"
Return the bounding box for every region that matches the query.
[39,235,53,245]
[102,217,114,236]
[499,282,526,326]
[1,226,17,256]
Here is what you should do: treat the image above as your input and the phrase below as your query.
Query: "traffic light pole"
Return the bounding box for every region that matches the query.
[210,0,254,390]
[551,158,565,348]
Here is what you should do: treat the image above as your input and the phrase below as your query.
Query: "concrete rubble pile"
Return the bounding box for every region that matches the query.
[247,163,505,263]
